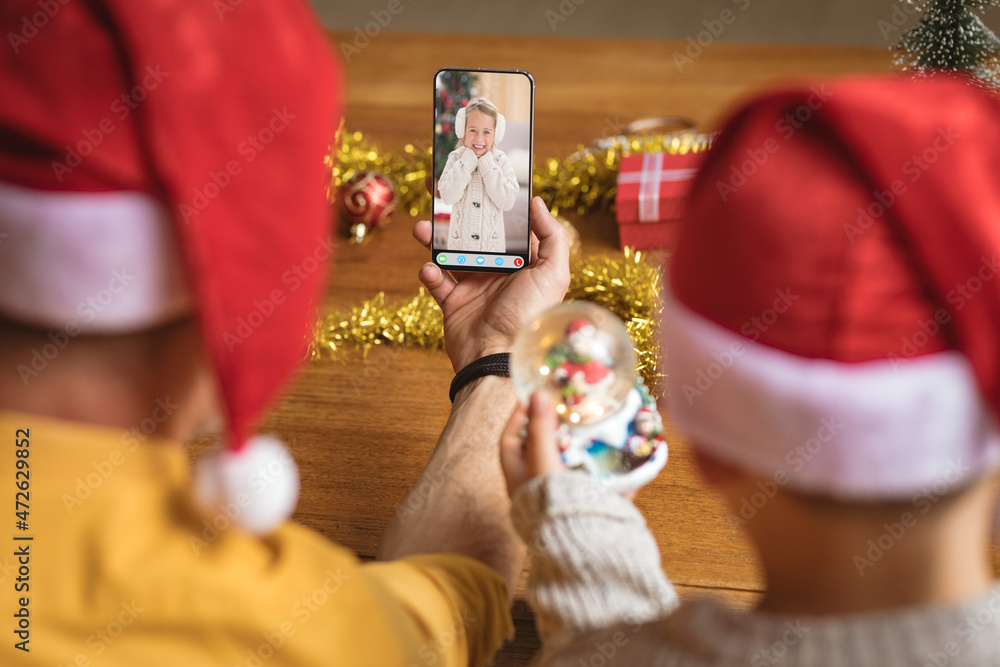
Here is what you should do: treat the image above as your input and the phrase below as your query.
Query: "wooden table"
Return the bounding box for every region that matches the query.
[234,33,996,665]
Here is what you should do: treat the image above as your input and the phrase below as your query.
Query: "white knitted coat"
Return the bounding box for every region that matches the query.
[438,145,519,253]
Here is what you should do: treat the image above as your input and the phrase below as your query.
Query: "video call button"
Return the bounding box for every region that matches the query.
[437,253,447,263]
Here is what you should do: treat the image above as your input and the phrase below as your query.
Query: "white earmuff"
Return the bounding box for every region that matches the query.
[454,106,506,145]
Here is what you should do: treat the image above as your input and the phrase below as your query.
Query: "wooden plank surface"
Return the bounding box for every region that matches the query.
[192,32,1000,665]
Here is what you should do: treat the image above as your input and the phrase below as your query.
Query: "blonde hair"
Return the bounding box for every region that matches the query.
[463,97,499,150]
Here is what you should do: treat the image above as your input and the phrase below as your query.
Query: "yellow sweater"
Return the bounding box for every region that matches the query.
[0,410,512,666]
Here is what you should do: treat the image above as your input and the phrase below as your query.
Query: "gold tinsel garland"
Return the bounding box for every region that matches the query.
[329,129,714,217]
[310,288,444,360]
[534,132,714,216]
[310,248,663,387]
[565,247,662,384]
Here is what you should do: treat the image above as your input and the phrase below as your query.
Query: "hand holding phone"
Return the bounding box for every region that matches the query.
[432,68,534,274]
[413,197,570,373]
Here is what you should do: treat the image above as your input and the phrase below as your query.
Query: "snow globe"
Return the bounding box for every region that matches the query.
[511,302,668,493]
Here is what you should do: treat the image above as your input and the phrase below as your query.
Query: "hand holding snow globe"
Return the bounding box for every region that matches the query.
[511,302,669,493]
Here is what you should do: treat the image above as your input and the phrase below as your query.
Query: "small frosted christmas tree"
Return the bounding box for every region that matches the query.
[893,0,1000,89]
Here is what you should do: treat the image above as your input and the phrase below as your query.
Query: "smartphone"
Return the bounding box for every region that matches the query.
[432,67,534,273]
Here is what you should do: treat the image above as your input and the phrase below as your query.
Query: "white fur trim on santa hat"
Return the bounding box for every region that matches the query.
[0,179,191,333]
[193,435,300,535]
[662,292,1000,501]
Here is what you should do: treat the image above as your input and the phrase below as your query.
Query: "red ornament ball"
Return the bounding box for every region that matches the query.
[338,171,398,243]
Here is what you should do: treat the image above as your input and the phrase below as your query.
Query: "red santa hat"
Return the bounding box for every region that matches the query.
[663,74,1000,500]
[0,1,341,531]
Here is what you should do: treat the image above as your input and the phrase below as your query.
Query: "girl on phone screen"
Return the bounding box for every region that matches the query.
[438,97,519,253]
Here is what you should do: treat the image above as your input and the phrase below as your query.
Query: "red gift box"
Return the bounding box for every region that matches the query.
[615,151,705,250]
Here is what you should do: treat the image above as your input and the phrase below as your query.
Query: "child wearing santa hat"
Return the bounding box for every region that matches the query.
[0,1,571,665]
[438,97,519,253]
[501,73,1000,665]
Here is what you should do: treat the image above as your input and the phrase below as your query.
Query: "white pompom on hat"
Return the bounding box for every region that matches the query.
[193,435,300,535]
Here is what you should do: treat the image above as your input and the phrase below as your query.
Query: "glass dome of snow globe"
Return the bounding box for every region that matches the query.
[510,302,636,425]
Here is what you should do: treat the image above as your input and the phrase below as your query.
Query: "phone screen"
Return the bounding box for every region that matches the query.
[432,68,534,273]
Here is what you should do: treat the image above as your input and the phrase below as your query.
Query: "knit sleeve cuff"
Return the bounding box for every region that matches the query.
[511,471,642,542]
[509,471,679,647]
[458,146,479,169]
[477,150,498,170]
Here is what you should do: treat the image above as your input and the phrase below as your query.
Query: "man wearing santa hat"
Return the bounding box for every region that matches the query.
[0,1,568,665]
[502,73,1000,664]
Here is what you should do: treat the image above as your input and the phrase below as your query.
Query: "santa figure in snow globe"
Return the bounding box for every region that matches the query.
[511,302,668,493]
[547,318,615,413]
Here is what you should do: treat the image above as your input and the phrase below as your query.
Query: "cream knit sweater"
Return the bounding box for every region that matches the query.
[438,145,518,253]
[511,471,1000,666]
